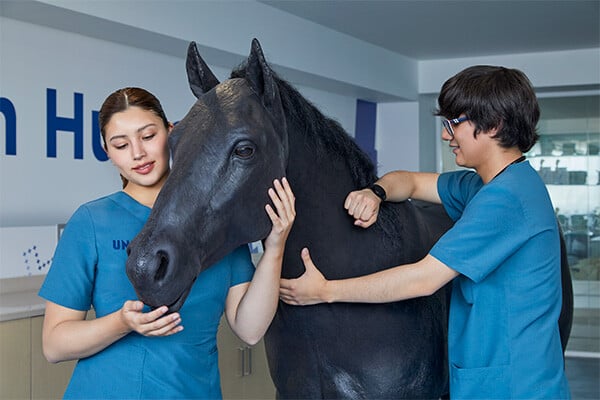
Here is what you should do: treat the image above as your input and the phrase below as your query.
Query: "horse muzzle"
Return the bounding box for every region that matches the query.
[125,236,199,312]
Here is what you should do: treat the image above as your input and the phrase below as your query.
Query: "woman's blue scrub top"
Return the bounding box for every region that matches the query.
[39,192,255,399]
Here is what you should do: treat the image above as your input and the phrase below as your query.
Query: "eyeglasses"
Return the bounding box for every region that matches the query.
[442,116,469,137]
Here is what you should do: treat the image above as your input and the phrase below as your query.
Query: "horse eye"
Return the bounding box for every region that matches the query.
[234,145,255,159]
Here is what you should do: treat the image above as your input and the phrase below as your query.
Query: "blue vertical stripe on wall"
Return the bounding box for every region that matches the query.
[355,99,377,173]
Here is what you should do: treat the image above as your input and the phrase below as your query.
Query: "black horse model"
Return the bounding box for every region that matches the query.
[126,39,573,399]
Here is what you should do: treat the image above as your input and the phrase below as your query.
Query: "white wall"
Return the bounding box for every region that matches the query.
[407,48,600,173]
[0,17,184,226]
[376,102,419,175]
[0,16,358,227]
[2,0,600,227]
[5,0,417,102]
[418,48,600,94]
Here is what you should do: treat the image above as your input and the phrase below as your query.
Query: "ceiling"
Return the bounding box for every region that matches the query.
[260,0,599,61]
[260,0,600,119]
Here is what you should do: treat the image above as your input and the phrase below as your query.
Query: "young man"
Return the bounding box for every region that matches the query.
[280,66,570,399]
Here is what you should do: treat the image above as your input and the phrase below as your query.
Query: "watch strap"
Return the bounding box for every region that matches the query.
[370,184,387,201]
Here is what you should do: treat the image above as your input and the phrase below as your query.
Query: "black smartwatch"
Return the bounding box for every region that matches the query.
[369,184,387,202]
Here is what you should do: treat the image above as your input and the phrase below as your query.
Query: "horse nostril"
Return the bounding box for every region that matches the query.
[155,250,169,282]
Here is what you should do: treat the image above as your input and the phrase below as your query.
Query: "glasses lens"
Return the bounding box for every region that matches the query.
[443,120,454,136]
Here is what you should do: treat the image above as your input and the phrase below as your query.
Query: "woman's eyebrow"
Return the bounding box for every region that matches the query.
[108,124,158,142]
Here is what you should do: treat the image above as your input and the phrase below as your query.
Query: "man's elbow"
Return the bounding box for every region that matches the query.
[422,283,440,297]
[418,277,446,297]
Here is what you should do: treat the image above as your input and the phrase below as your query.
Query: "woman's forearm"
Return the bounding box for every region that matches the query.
[43,307,130,363]
[229,248,283,345]
[229,177,294,344]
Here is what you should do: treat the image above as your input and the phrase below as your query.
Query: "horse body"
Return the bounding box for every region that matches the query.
[126,39,572,399]
[265,110,453,397]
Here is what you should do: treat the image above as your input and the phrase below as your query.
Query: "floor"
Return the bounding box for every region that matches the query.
[568,308,600,353]
[565,356,600,399]
[566,281,599,398]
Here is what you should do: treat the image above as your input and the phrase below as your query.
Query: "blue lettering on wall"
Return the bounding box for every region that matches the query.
[0,97,17,156]
[91,110,108,161]
[46,88,84,159]
[1,90,107,161]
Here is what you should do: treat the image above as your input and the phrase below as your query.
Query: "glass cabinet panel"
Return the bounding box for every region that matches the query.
[532,94,599,355]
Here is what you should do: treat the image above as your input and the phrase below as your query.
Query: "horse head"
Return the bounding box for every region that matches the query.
[126,39,288,311]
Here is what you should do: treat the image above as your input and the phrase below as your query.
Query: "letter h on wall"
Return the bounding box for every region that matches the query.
[46,88,84,159]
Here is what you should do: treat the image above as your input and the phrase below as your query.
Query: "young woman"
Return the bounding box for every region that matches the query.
[280,66,570,399]
[39,87,296,399]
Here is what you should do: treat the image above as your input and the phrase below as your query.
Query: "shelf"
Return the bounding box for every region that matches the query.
[546,183,600,188]
[529,154,599,158]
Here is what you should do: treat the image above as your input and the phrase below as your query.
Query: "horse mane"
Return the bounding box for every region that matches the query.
[230,64,408,243]
[230,64,377,190]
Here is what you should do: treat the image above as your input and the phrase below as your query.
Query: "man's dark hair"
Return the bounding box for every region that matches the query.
[436,65,540,152]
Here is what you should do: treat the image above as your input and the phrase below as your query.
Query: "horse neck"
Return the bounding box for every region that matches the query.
[282,128,419,279]
[285,129,359,214]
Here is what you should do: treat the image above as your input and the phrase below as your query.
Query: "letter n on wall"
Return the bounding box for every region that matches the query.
[1,97,17,156]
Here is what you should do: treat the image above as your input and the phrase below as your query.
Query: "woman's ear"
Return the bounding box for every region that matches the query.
[103,145,116,165]
[168,122,174,135]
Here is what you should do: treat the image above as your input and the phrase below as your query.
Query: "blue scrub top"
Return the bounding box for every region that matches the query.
[39,192,255,399]
[430,161,570,399]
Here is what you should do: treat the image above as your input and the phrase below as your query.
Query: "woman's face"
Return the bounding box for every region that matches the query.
[104,106,171,191]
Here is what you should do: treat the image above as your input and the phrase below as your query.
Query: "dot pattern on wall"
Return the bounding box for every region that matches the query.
[22,245,53,275]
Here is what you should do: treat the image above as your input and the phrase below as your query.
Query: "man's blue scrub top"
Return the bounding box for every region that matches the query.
[430,162,570,399]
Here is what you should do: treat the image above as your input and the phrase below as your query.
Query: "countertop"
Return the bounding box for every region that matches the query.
[0,251,264,322]
[0,275,46,321]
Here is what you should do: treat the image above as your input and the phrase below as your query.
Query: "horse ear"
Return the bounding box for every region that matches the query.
[246,39,284,121]
[186,42,220,98]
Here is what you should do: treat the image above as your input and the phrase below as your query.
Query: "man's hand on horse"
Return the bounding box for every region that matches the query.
[280,248,329,306]
[344,188,381,228]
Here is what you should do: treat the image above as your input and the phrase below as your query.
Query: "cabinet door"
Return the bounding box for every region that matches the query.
[31,316,76,399]
[0,318,31,399]
[217,318,275,400]
[239,339,276,399]
[218,319,246,399]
